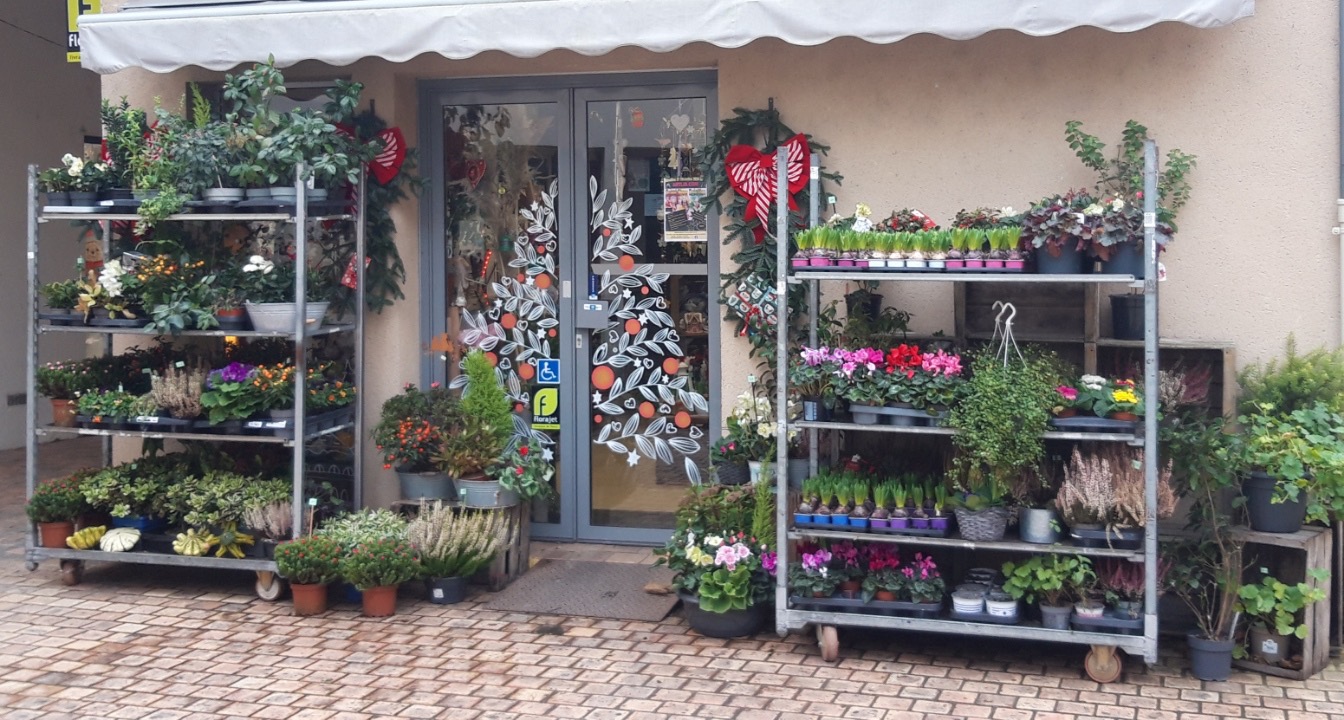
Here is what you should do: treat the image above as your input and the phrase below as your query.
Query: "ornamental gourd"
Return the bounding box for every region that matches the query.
[66,526,106,550]
[99,527,140,552]
[172,529,217,557]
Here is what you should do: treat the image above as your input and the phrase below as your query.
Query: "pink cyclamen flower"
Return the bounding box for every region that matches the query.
[1056,386,1078,401]
[761,551,778,577]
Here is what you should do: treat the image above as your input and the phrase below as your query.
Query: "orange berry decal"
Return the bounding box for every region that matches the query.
[618,254,635,271]
[591,365,615,390]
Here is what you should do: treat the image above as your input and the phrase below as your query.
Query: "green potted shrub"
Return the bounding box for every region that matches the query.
[39,279,83,324]
[339,537,420,617]
[27,472,90,548]
[437,350,516,508]
[274,535,342,616]
[487,443,554,508]
[79,460,174,533]
[1001,554,1093,630]
[407,502,506,605]
[316,508,409,603]
[37,359,92,428]
[1234,403,1344,534]
[38,165,73,206]
[1235,566,1329,666]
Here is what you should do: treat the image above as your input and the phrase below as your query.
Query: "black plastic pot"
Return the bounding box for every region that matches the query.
[426,576,468,605]
[680,592,765,638]
[801,397,831,422]
[1034,244,1086,274]
[1100,245,1146,279]
[1110,294,1145,341]
[1243,471,1307,533]
[1187,631,1235,681]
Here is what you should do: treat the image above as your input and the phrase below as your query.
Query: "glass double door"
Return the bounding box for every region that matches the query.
[428,78,716,543]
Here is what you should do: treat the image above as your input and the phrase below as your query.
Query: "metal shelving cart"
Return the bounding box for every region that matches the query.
[771,143,1164,682]
[23,164,367,601]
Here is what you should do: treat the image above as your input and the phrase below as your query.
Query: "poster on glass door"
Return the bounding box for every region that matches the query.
[662,180,707,242]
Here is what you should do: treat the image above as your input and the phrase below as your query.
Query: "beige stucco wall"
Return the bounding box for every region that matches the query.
[1,2,102,449]
[100,0,1339,509]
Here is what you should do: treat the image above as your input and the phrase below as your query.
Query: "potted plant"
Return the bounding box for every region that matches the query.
[27,472,90,548]
[1055,446,1177,548]
[1064,120,1194,279]
[407,502,506,605]
[199,362,266,425]
[274,535,342,616]
[900,552,946,607]
[38,166,73,206]
[339,536,420,617]
[926,230,950,271]
[963,230,987,270]
[869,482,891,530]
[1234,403,1344,534]
[1235,566,1329,666]
[75,389,139,427]
[1002,554,1092,630]
[788,547,838,599]
[39,280,83,325]
[1019,191,1098,275]
[374,382,461,500]
[792,228,817,268]
[945,229,971,271]
[240,255,333,332]
[488,443,553,507]
[78,461,173,532]
[860,544,902,602]
[889,481,910,530]
[795,346,840,421]
[58,153,107,206]
[437,350,516,507]
[36,359,92,428]
[1095,557,1170,620]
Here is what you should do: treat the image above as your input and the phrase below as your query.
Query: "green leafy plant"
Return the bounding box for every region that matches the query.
[1065,119,1196,233]
[339,537,420,590]
[26,471,91,523]
[697,565,753,612]
[1002,554,1094,607]
[76,389,138,420]
[407,502,506,579]
[372,382,461,472]
[1233,402,1344,525]
[40,280,82,311]
[274,534,342,585]
[1238,336,1344,417]
[437,350,513,477]
[488,444,554,500]
[200,362,267,424]
[79,460,175,519]
[316,509,409,552]
[36,360,94,400]
[948,349,1062,493]
[1236,567,1329,640]
[101,98,149,189]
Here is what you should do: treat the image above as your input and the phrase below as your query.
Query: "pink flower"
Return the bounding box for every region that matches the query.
[761,551,778,577]
[714,544,739,570]
[1056,386,1078,401]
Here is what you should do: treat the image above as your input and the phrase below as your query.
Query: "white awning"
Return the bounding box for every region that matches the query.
[80,0,1256,75]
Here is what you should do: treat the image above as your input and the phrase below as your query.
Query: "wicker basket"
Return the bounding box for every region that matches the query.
[714,461,751,486]
[954,506,1010,542]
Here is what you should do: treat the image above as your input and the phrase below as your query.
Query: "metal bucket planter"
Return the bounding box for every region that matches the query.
[456,474,520,508]
[245,301,329,333]
[714,461,751,486]
[396,468,457,501]
[849,404,883,425]
[1019,508,1060,544]
[1242,471,1307,533]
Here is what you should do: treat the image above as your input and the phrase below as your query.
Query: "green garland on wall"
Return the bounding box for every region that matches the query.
[700,105,841,382]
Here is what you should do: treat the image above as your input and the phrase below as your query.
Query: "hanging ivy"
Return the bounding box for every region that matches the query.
[330,108,425,315]
[699,105,841,384]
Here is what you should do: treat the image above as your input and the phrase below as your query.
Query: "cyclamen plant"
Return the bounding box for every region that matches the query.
[788,547,839,597]
[899,553,945,603]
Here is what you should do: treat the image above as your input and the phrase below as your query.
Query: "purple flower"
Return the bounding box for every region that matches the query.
[761,551,778,577]
[207,362,257,388]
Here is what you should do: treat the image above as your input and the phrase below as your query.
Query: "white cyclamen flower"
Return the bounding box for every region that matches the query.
[1000,206,1015,216]
[1111,199,1126,212]
[242,255,274,274]
[1083,203,1105,216]
[98,263,124,298]
[63,154,84,177]
[705,535,723,547]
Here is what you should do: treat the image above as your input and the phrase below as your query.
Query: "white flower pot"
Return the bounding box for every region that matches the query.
[245,301,329,334]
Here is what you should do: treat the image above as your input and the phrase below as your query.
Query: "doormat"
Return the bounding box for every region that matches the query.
[481,560,679,622]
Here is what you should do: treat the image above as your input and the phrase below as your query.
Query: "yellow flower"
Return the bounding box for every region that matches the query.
[1112,389,1138,405]
[686,545,714,566]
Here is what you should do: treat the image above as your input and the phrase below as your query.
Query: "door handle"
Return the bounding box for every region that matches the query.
[575,332,583,350]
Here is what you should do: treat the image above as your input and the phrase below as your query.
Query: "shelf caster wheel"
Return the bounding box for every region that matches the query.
[816,624,839,662]
[255,571,286,602]
[1085,645,1122,684]
[59,560,83,586]
[25,561,38,572]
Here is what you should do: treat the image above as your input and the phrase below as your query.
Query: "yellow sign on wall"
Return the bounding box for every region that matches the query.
[532,387,560,430]
[67,0,100,63]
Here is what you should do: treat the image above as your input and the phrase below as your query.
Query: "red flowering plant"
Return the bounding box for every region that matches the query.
[339,536,420,590]
[876,208,938,233]
[274,534,342,586]
[487,444,555,500]
[1020,190,1104,258]
[882,344,924,406]
[371,382,461,472]
[912,349,965,412]
[897,552,946,603]
[860,543,903,602]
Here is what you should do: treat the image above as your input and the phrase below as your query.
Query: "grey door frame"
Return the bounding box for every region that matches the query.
[418,71,718,544]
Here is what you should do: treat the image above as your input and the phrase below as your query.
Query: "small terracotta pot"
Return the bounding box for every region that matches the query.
[1054,408,1078,418]
[874,590,898,602]
[839,580,861,595]
[37,520,74,549]
[1109,411,1139,422]
[51,399,78,428]
[291,583,329,616]
[361,585,398,617]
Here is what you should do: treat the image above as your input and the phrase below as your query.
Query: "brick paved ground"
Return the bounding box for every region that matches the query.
[3,439,1344,719]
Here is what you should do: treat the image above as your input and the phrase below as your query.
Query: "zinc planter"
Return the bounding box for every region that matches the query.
[290,583,329,616]
[245,301,329,334]
[849,404,882,425]
[1248,625,1288,665]
[361,585,398,617]
[456,473,520,508]
[1187,632,1235,681]
[680,592,765,638]
[396,468,457,501]
[202,187,245,202]
[1019,508,1060,544]
[1243,471,1307,534]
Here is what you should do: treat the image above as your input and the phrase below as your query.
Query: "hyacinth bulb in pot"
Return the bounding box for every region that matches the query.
[963,230,987,269]
[274,534,342,616]
[792,228,816,268]
[870,482,891,530]
[889,482,910,529]
[927,230,950,270]
[946,229,973,270]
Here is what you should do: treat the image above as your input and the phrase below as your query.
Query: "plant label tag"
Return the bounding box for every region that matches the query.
[809,166,819,180]
[175,361,185,368]
[308,498,318,507]
[1260,638,1279,656]
[432,588,444,599]
[135,416,158,423]
[1143,212,1157,229]
[827,195,837,205]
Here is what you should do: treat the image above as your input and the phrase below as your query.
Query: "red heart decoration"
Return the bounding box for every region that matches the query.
[370,127,407,185]
[725,134,810,243]
[465,160,486,190]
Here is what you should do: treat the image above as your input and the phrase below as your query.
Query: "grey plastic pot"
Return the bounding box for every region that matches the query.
[1243,471,1307,534]
[680,592,765,638]
[1019,508,1060,544]
[1035,244,1086,274]
[426,576,468,605]
[1187,631,1235,681]
[1099,245,1146,279]
[1040,603,1072,630]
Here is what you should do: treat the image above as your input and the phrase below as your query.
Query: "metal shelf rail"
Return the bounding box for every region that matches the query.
[771,142,1164,679]
[24,164,367,599]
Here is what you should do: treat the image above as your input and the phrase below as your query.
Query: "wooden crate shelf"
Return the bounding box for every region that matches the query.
[1231,525,1333,680]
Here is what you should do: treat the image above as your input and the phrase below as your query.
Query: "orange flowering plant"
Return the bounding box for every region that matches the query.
[372,383,461,472]
[250,362,297,410]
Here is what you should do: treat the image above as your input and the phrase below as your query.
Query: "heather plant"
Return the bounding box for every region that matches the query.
[150,365,207,419]
[407,502,507,579]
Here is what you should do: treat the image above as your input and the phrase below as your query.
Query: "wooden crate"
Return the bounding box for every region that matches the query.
[1232,525,1333,680]
[390,499,532,591]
